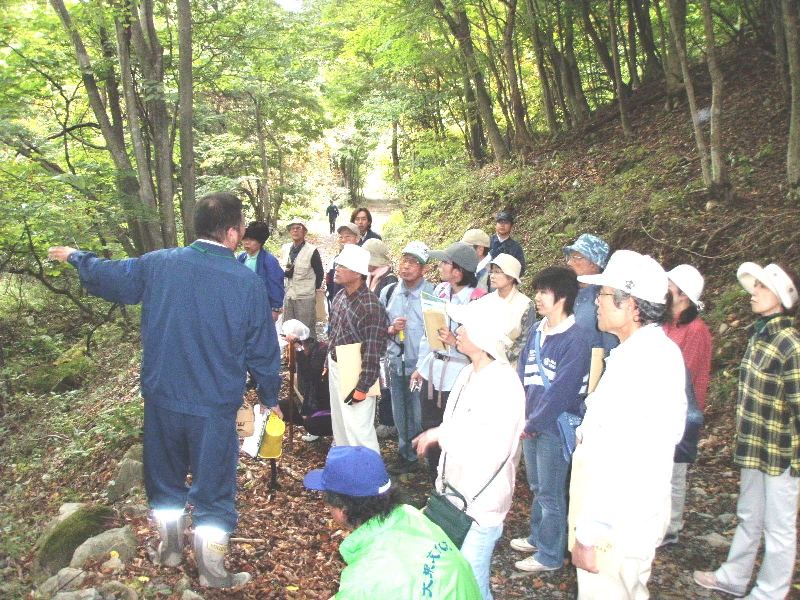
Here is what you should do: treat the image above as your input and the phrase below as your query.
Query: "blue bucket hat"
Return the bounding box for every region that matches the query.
[303,446,391,497]
[563,234,610,270]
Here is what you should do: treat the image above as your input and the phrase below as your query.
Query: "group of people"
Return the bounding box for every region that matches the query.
[47,194,799,600]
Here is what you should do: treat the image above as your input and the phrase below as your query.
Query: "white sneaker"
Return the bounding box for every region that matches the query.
[514,556,560,573]
[510,537,537,553]
[301,433,320,442]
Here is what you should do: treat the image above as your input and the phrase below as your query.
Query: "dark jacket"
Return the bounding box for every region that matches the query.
[68,243,281,413]
[490,234,526,276]
[237,248,285,312]
[357,229,382,246]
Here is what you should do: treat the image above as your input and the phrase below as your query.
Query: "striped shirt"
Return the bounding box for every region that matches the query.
[735,315,800,477]
[329,283,389,392]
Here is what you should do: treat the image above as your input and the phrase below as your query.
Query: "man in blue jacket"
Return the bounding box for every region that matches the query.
[490,211,526,278]
[48,193,282,589]
[238,221,284,321]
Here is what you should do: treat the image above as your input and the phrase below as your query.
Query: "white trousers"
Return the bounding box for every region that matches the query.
[666,462,689,537]
[715,468,799,600]
[577,549,654,600]
[327,357,379,453]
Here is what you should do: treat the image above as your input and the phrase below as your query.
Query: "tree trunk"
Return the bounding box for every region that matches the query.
[50,0,155,253]
[773,0,790,103]
[177,0,195,244]
[126,0,176,247]
[631,0,662,81]
[579,0,618,89]
[253,97,271,222]
[563,0,591,123]
[654,0,683,110]
[502,0,535,153]
[525,2,559,132]
[391,120,401,181]
[432,0,510,162]
[700,0,730,198]
[667,0,711,186]
[624,0,641,88]
[783,0,800,191]
[609,0,633,135]
[462,71,487,164]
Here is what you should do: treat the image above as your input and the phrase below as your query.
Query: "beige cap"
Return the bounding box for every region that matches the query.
[286,218,307,231]
[337,223,359,236]
[490,254,522,284]
[362,238,392,268]
[461,228,491,248]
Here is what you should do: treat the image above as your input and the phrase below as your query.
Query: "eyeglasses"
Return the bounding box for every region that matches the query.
[566,253,587,263]
[597,292,615,297]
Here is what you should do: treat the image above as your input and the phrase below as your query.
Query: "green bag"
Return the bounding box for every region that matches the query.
[423,486,474,548]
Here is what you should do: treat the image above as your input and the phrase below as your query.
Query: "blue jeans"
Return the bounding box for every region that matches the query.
[522,432,569,568]
[388,366,421,463]
[461,522,503,600]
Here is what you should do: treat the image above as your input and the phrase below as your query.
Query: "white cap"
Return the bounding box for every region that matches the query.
[336,244,371,276]
[737,262,799,309]
[667,265,705,307]
[489,254,522,284]
[281,319,310,341]
[578,249,668,304]
[402,241,430,264]
[446,303,509,364]
[286,218,307,231]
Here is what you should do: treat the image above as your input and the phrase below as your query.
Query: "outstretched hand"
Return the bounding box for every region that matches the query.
[48,246,77,262]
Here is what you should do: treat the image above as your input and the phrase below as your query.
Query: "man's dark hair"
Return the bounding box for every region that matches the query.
[452,263,477,288]
[350,207,373,227]
[194,193,242,243]
[326,488,400,528]
[676,303,699,326]
[532,266,579,315]
[775,262,800,317]
[612,289,671,326]
[243,221,270,246]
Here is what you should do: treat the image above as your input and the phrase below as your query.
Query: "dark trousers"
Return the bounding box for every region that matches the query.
[328,218,336,234]
[421,387,450,482]
[143,402,239,532]
[378,387,395,426]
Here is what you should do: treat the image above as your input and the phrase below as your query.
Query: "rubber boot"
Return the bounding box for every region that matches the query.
[152,512,188,567]
[194,531,251,588]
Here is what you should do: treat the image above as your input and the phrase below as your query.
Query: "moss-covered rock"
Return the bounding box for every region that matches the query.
[33,505,116,579]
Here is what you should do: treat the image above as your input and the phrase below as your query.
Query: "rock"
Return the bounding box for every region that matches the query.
[698,532,730,548]
[34,505,116,579]
[174,576,193,594]
[122,444,143,462]
[70,526,137,569]
[181,591,205,600]
[98,581,138,600]
[52,589,101,600]
[106,459,144,503]
[39,567,86,597]
[717,512,736,526]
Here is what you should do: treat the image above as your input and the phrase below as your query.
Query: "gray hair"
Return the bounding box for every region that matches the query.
[612,289,669,326]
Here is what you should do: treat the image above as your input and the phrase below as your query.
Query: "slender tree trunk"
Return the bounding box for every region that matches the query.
[579,0,618,88]
[391,120,401,181]
[502,0,535,153]
[525,2,559,132]
[609,0,633,135]
[432,0,510,162]
[783,0,800,191]
[127,0,177,247]
[253,97,271,222]
[50,0,155,253]
[654,0,683,110]
[177,0,195,244]
[624,0,641,87]
[773,0,790,103]
[700,0,730,198]
[563,0,591,122]
[667,0,711,186]
[631,0,662,81]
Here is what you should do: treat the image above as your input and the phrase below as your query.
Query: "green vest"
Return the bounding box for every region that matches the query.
[336,504,481,599]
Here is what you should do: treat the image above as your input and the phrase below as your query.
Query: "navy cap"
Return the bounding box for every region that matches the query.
[495,211,515,224]
[303,446,391,497]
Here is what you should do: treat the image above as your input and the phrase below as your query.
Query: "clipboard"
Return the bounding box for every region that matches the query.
[423,308,448,351]
[335,342,381,397]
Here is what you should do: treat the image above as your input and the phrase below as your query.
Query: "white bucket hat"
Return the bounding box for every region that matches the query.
[737,262,799,309]
[667,264,705,309]
[489,254,522,284]
[578,249,668,304]
[281,319,310,341]
[446,303,509,364]
[336,244,371,276]
[286,218,307,231]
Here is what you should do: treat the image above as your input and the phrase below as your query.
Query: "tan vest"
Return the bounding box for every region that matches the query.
[280,242,317,300]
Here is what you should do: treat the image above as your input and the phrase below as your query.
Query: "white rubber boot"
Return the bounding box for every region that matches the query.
[194,528,251,588]
[151,511,188,567]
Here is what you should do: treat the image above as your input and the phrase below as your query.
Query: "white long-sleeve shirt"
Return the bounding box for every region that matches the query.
[436,360,526,527]
[574,324,687,551]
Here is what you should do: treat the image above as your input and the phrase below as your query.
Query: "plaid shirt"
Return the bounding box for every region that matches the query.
[734,315,800,476]
[329,283,389,392]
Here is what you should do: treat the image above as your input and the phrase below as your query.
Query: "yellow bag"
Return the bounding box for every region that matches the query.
[257,413,285,459]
